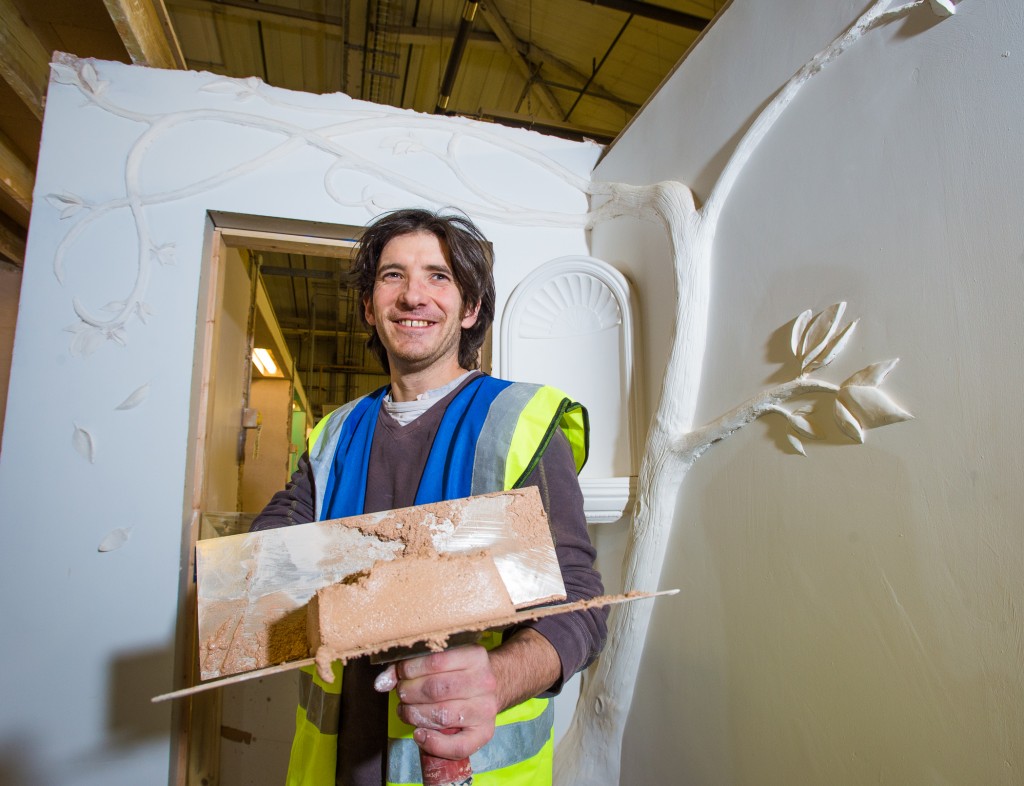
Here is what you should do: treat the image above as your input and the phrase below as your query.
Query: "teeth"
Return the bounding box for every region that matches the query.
[398,320,430,327]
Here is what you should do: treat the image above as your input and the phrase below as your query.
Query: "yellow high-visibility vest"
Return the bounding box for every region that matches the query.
[287,380,588,786]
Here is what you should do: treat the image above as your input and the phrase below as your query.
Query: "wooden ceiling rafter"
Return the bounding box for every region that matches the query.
[0,130,34,224]
[479,2,564,120]
[102,0,188,69]
[0,0,51,120]
[0,219,25,267]
[516,38,640,115]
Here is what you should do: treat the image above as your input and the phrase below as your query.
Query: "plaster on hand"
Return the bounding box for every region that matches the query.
[374,664,398,692]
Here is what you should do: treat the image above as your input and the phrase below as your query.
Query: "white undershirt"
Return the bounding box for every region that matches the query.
[382,370,474,426]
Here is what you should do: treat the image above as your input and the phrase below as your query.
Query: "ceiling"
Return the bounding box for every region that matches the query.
[1,0,723,415]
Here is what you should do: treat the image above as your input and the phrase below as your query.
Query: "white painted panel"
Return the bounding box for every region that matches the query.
[0,56,596,784]
[586,0,1024,784]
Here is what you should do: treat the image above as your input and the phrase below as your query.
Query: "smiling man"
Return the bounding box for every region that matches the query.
[251,208,607,786]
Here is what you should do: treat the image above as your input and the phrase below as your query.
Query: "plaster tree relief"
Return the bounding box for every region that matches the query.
[555,2,949,784]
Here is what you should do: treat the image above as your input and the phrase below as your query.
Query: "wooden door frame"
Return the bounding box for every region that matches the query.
[171,212,364,786]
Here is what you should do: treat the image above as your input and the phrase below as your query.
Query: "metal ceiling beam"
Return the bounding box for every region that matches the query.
[478,4,562,119]
[168,1,496,48]
[519,40,638,115]
[436,0,480,113]
[0,0,50,120]
[471,108,616,145]
[574,0,709,30]
[261,266,337,280]
[538,76,639,113]
[565,14,632,121]
[102,0,187,69]
[169,0,344,28]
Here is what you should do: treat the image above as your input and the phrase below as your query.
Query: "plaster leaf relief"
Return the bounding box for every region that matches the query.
[673,303,913,466]
[554,2,944,783]
[45,192,90,223]
[97,527,132,553]
[115,383,150,411]
[72,423,96,464]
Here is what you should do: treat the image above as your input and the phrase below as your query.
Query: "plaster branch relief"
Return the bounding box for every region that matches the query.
[555,2,947,784]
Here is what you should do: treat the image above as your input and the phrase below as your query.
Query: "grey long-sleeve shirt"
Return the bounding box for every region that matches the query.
[251,374,607,785]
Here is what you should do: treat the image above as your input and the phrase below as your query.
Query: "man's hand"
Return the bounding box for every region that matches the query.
[373,629,562,760]
[374,644,498,759]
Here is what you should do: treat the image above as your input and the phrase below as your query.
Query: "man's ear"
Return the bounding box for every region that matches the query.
[363,294,376,327]
[461,301,481,329]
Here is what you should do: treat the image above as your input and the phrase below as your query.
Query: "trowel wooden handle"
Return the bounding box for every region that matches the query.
[419,728,472,786]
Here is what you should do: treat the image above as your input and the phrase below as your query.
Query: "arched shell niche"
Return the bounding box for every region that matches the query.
[500,256,641,524]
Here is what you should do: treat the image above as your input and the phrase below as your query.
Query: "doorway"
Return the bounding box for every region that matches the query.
[176,211,388,785]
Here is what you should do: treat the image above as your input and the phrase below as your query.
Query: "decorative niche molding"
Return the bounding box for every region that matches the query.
[500,256,643,525]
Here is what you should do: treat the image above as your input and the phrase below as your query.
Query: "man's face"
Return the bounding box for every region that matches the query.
[364,231,480,376]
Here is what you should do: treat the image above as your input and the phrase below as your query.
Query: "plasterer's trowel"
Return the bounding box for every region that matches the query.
[195,487,565,681]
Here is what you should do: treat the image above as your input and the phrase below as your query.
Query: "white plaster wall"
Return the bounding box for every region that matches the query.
[0,58,597,785]
[592,0,1024,783]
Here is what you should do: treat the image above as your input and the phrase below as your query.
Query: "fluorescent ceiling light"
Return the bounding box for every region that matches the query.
[252,347,283,377]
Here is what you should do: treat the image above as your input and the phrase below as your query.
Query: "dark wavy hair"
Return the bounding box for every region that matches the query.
[351,208,495,374]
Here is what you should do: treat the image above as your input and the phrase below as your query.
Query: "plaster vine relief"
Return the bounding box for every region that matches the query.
[45,53,592,359]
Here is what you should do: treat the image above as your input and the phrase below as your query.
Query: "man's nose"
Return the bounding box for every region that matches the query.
[397,276,427,306]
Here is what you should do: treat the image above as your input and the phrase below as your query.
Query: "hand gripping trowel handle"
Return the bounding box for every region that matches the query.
[371,633,479,786]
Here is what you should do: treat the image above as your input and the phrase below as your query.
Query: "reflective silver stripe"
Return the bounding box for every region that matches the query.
[470,383,542,495]
[308,396,364,520]
[386,701,553,783]
[297,670,341,736]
